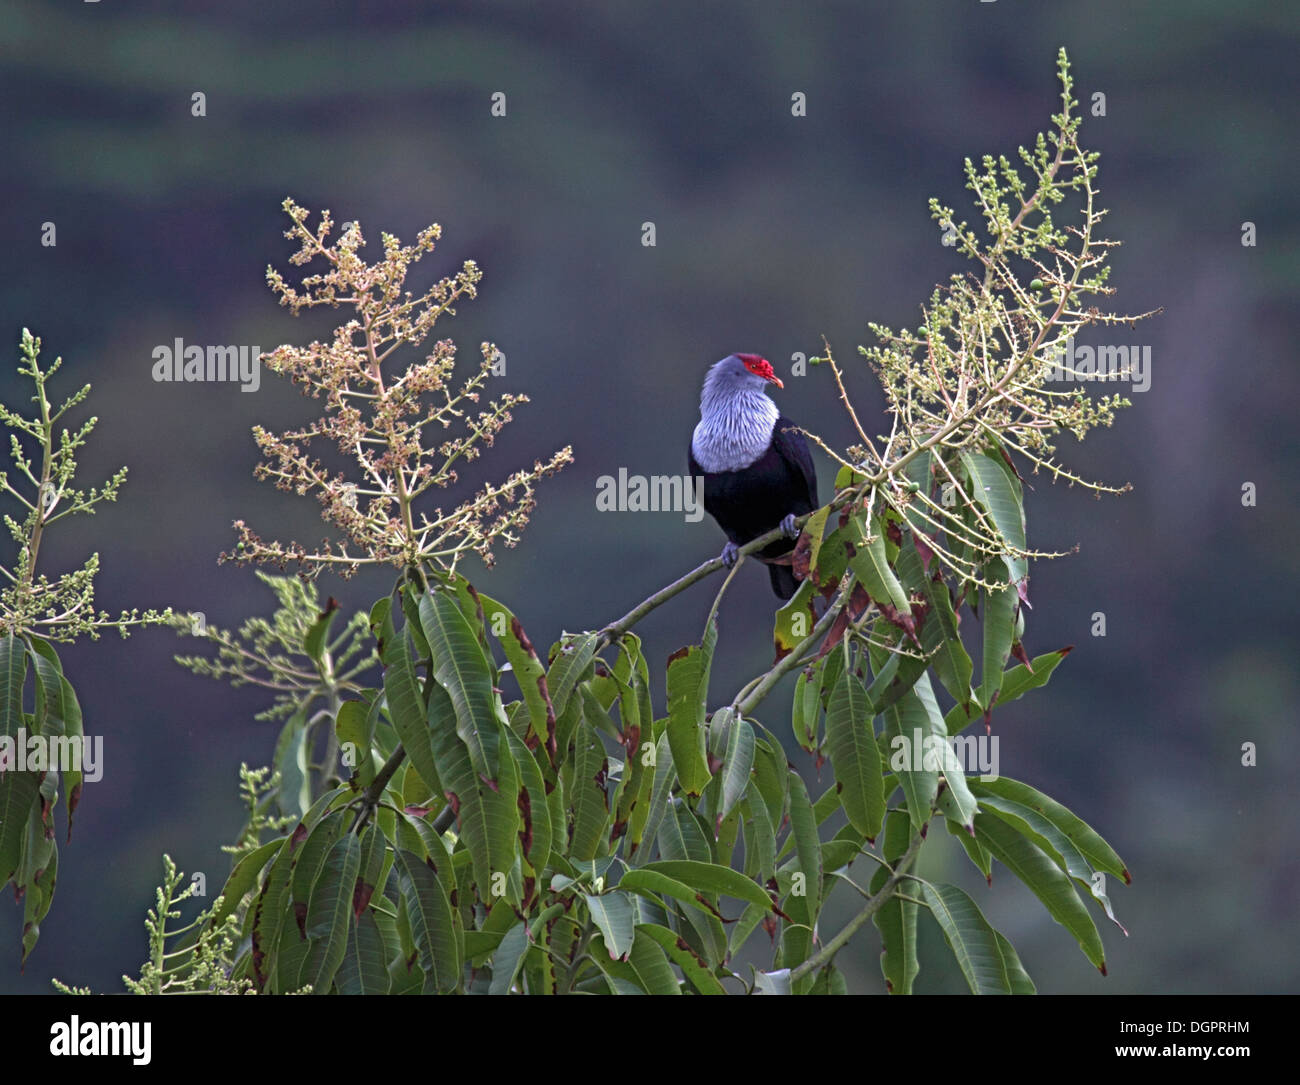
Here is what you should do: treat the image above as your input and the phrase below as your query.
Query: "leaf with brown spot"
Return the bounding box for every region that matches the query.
[773,579,817,664]
[517,788,533,857]
[914,531,936,573]
[352,880,374,919]
[791,530,813,582]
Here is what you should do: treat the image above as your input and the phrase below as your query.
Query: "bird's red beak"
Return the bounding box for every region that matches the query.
[768,375,784,389]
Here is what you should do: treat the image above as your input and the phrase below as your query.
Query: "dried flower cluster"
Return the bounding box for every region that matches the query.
[225,199,572,579]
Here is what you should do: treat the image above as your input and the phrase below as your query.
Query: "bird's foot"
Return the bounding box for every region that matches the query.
[780,513,800,539]
[720,541,740,569]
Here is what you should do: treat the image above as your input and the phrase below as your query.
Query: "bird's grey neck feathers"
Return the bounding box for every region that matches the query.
[691,359,779,473]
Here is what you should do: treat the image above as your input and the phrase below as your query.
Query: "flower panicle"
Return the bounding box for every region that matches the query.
[229,201,571,579]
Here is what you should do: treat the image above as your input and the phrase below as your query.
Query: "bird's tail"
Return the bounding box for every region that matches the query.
[768,562,799,600]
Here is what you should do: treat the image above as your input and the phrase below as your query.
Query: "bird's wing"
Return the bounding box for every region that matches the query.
[688,441,704,480]
[772,416,818,507]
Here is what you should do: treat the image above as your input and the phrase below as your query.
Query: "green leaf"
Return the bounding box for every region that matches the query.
[55,673,83,835]
[657,802,712,864]
[635,860,776,915]
[773,580,817,662]
[740,790,777,885]
[972,776,1127,883]
[273,703,313,819]
[382,627,443,799]
[834,464,867,490]
[848,514,911,615]
[664,619,716,797]
[864,634,928,715]
[900,450,934,534]
[300,833,362,993]
[974,812,1106,971]
[250,836,297,991]
[716,711,755,828]
[489,922,529,994]
[425,679,516,900]
[590,928,680,994]
[23,636,84,840]
[799,505,832,575]
[871,810,919,994]
[811,784,841,825]
[960,451,1028,584]
[779,889,815,992]
[612,682,655,853]
[786,771,822,922]
[337,906,388,995]
[545,631,600,719]
[920,674,977,829]
[618,868,724,919]
[396,848,462,993]
[0,633,36,884]
[902,542,974,706]
[812,524,852,594]
[303,599,339,669]
[503,727,551,874]
[479,594,555,752]
[636,923,725,994]
[334,698,376,788]
[584,890,636,960]
[978,581,1019,711]
[882,687,938,833]
[290,812,344,926]
[973,788,1127,933]
[567,702,609,862]
[750,735,788,833]
[947,647,1071,734]
[628,733,674,864]
[20,841,56,966]
[24,635,61,738]
[807,962,849,995]
[824,664,884,840]
[920,881,1035,994]
[418,589,501,778]
[791,663,822,752]
[209,838,283,929]
[942,791,993,880]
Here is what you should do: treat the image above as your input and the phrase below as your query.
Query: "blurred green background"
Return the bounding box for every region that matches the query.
[1,1,1296,994]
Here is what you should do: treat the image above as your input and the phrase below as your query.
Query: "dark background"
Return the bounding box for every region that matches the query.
[1,1,1296,994]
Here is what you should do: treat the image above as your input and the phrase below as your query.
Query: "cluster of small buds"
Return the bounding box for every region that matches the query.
[0,330,172,641]
[226,201,571,579]
[808,49,1157,592]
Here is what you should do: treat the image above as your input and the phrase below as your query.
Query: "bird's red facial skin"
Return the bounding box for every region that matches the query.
[737,353,783,388]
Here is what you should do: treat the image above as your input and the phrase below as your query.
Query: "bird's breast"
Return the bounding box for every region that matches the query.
[690,412,777,474]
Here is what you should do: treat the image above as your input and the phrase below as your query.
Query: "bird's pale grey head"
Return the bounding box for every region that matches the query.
[700,353,784,405]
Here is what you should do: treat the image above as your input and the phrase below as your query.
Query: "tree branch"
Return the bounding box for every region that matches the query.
[788,829,924,983]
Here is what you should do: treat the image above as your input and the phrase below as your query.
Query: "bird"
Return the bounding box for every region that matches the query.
[688,353,818,599]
